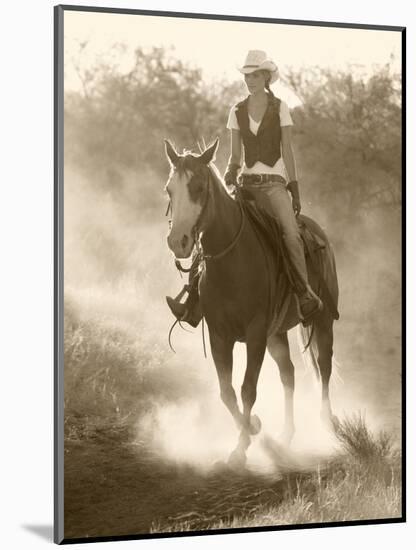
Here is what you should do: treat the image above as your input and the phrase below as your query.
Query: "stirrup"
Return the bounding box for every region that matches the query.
[166,296,202,328]
[301,300,323,326]
[166,296,187,318]
[294,292,323,326]
[174,284,191,302]
[166,285,190,318]
[166,283,202,328]
[300,296,324,327]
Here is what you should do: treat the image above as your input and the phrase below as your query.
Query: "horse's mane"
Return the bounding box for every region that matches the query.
[173,146,232,197]
[207,160,231,195]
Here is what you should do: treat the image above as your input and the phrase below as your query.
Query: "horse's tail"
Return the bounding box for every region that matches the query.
[297,323,320,381]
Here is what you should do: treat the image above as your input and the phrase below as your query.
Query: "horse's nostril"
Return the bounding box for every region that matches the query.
[181,234,189,250]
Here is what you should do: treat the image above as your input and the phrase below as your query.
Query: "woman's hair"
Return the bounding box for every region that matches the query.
[261,69,276,98]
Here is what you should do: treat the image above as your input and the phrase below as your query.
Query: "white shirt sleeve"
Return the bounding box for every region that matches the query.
[226,104,240,130]
[279,100,293,127]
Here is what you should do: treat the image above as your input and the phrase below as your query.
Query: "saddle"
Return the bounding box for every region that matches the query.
[237,185,326,257]
[298,217,326,256]
[239,198,339,322]
[298,216,339,320]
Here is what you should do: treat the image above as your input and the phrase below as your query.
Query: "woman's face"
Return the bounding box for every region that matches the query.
[244,70,268,93]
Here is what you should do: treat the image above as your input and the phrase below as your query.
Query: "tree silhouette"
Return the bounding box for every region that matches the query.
[65,45,401,222]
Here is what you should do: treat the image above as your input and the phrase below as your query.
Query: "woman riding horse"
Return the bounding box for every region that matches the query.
[167,50,322,326]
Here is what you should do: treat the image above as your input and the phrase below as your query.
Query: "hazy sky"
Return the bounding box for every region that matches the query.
[64,10,402,91]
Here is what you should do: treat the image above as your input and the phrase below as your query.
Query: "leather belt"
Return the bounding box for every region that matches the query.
[237,173,286,185]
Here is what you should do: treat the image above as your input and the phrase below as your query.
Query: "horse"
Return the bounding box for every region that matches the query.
[164,137,339,467]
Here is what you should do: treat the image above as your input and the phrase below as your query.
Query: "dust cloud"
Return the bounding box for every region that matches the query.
[64,156,401,472]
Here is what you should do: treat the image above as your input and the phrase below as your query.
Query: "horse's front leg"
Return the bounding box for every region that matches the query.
[209,331,243,429]
[228,329,266,468]
[267,331,295,446]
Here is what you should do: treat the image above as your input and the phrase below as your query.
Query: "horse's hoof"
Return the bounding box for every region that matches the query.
[249,414,262,435]
[227,449,247,470]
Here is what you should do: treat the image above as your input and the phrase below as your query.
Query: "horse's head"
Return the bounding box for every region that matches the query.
[164,138,219,259]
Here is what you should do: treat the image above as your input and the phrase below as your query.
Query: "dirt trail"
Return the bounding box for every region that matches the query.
[64,429,294,539]
[64,321,402,540]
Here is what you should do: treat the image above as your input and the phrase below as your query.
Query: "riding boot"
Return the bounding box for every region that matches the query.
[296,284,323,326]
[166,284,190,319]
[276,222,323,325]
[166,275,203,328]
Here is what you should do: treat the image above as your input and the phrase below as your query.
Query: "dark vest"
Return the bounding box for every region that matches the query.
[235,93,282,168]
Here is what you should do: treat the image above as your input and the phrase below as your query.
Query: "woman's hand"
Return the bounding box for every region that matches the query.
[224,130,242,194]
[286,180,301,216]
[281,126,300,215]
[223,162,240,190]
[292,197,301,216]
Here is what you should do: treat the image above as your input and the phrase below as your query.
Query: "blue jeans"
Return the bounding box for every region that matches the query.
[242,180,309,289]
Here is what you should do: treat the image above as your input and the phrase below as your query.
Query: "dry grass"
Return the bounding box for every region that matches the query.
[335,412,395,461]
[151,415,402,532]
[63,294,203,441]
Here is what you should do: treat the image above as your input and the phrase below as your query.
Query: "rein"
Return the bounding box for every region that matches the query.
[196,198,245,261]
[193,172,245,261]
[166,168,245,359]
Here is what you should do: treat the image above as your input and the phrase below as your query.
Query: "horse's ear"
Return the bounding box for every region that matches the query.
[164,139,180,166]
[198,137,219,165]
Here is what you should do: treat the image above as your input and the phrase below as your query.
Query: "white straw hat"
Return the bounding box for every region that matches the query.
[237,49,279,84]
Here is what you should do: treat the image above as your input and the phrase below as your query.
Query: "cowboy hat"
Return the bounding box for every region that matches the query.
[237,49,279,84]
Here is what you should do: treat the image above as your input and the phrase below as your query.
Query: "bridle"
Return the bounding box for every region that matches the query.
[165,165,245,359]
[165,167,245,263]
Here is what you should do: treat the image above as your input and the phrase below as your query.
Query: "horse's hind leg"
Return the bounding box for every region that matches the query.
[267,331,295,446]
[209,331,243,428]
[316,318,339,430]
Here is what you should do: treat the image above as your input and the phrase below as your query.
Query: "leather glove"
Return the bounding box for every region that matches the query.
[223,162,240,190]
[286,180,301,216]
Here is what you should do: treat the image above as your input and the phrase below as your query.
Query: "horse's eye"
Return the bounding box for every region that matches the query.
[188,176,205,201]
